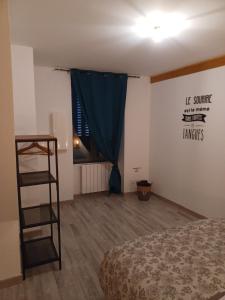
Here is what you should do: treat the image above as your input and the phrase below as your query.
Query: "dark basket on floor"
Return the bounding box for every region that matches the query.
[137,180,152,201]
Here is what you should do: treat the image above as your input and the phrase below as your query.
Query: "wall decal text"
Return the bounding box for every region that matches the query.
[182,94,212,141]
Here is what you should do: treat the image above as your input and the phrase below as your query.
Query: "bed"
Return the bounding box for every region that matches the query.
[99,219,225,300]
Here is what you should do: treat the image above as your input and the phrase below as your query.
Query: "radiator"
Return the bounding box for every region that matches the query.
[81,163,111,194]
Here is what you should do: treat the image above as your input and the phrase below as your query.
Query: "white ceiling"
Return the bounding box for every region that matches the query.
[9,0,225,75]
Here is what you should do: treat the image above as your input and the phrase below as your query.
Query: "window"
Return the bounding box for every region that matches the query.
[73,96,89,137]
[72,96,106,164]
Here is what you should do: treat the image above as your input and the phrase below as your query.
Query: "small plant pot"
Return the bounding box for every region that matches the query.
[137,181,152,201]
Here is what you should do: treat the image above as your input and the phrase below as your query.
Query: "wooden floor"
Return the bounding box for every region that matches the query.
[0,193,199,300]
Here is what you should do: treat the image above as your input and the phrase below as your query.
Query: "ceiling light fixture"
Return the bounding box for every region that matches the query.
[133,11,189,42]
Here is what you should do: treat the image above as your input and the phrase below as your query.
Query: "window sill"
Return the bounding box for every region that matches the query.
[73,159,108,165]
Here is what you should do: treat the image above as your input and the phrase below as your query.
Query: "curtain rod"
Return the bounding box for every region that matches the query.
[54,67,140,78]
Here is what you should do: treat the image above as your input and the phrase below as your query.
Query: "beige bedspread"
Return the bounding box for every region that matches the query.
[99,219,225,300]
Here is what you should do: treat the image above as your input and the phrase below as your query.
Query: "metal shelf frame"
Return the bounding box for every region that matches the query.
[15,135,62,279]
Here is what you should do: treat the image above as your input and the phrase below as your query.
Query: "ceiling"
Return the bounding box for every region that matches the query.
[9,0,225,75]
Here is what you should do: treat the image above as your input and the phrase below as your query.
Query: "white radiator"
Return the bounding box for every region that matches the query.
[81,163,111,194]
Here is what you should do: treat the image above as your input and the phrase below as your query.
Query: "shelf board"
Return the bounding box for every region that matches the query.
[15,135,57,142]
[24,237,59,269]
[22,204,58,229]
[18,171,56,187]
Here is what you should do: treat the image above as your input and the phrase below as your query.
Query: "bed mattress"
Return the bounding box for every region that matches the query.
[99,219,225,300]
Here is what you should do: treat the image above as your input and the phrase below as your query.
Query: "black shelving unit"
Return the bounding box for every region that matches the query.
[15,135,61,279]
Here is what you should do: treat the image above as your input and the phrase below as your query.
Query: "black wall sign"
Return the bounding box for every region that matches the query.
[182,114,206,122]
[182,94,212,141]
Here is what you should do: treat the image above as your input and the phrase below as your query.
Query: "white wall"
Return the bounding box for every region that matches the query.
[11,45,36,135]
[0,221,20,281]
[123,77,151,192]
[11,49,74,203]
[34,66,74,201]
[0,0,21,281]
[150,66,225,218]
[11,45,39,205]
[34,67,151,195]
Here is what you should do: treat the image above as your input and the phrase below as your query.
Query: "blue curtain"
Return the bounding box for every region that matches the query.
[71,69,128,193]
